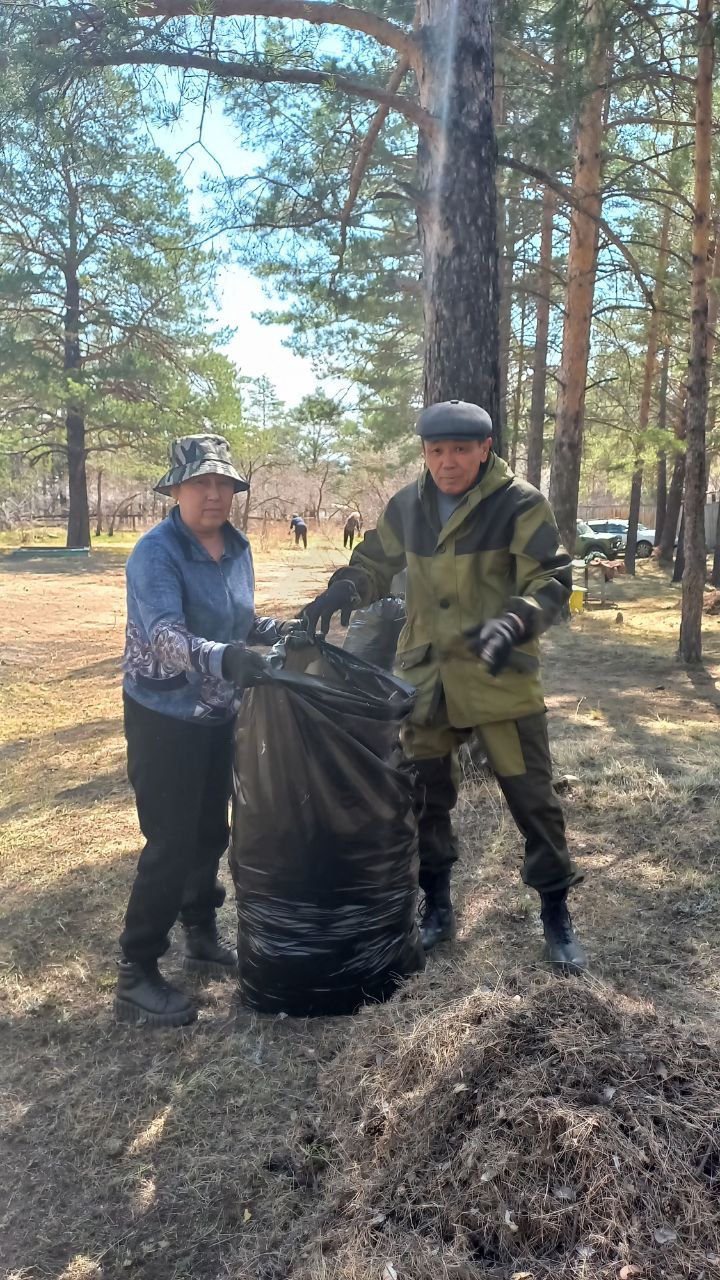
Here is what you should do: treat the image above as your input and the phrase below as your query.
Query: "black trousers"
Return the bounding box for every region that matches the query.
[344,529,355,549]
[120,693,234,964]
[294,528,307,548]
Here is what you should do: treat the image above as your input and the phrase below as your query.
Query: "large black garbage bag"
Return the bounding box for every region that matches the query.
[229,639,425,1016]
[342,596,407,671]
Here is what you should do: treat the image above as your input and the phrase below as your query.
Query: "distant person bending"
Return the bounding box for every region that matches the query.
[117,434,302,1028]
[343,512,362,550]
[290,513,308,548]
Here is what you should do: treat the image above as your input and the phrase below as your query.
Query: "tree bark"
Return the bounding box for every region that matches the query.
[497,188,518,456]
[625,198,673,575]
[654,335,671,544]
[655,451,667,543]
[679,0,714,664]
[64,265,90,549]
[95,469,104,537]
[416,0,500,440]
[526,184,556,488]
[711,504,720,586]
[659,427,686,565]
[626,462,644,574]
[494,58,509,454]
[548,0,609,551]
[510,286,527,471]
[702,224,720,580]
[673,515,686,583]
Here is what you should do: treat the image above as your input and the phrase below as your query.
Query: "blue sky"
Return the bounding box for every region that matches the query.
[152,91,320,407]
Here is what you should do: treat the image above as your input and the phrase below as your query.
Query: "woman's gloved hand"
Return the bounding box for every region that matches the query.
[221,644,268,688]
[301,579,359,637]
[465,613,526,676]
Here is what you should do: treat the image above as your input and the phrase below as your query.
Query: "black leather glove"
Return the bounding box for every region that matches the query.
[301,579,359,637]
[465,613,526,676]
[275,619,314,649]
[221,644,267,688]
[275,618,307,637]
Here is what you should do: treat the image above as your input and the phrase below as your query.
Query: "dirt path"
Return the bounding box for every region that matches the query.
[1,550,719,1280]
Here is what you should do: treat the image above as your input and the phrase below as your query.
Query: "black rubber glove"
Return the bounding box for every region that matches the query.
[275,619,314,649]
[465,613,526,676]
[301,579,359,637]
[221,644,267,688]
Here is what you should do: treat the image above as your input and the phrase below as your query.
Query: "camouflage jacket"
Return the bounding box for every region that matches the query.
[333,453,571,726]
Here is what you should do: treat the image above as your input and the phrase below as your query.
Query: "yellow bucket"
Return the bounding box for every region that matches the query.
[569,587,586,614]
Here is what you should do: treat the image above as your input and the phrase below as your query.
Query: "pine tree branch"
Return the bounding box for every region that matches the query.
[607,114,697,127]
[495,36,554,76]
[330,54,410,288]
[499,153,655,309]
[89,49,436,134]
[134,1,418,63]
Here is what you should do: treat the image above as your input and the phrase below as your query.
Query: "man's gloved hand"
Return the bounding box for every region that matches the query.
[275,619,314,649]
[301,579,359,637]
[221,644,267,688]
[465,613,526,677]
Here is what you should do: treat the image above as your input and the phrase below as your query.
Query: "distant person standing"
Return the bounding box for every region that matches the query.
[343,512,362,550]
[290,513,308,549]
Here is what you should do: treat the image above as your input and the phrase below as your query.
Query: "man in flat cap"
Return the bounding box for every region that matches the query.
[303,400,586,972]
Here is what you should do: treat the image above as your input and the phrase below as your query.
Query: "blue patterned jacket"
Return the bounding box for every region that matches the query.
[123,506,280,722]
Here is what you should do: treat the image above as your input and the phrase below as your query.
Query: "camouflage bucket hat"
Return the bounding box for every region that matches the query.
[154,434,248,496]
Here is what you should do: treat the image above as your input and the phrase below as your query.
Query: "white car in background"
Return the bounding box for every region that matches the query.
[587,519,655,559]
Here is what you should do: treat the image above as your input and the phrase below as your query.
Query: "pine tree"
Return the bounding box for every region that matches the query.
[0,68,221,545]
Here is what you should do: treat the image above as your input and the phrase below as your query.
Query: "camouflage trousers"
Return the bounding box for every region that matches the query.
[402,708,582,896]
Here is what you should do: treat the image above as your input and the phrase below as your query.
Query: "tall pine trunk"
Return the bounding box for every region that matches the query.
[659,435,686,564]
[706,225,720,584]
[625,200,672,574]
[95,468,104,537]
[679,0,714,663]
[548,0,609,551]
[654,336,671,544]
[526,184,556,488]
[626,463,644,573]
[416,0,500,441]
[673,515,686,583]
[494,61,510,454]
[64,266,90,549]
[510,287,527,471]
[658,384,687,564]
[498,189,518,456]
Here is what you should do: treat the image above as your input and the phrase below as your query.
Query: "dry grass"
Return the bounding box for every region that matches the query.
[2,554,720,1280]
[286,973,720,1279]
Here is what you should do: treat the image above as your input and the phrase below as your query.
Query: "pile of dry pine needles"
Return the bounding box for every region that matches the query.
[277,973,720,1280]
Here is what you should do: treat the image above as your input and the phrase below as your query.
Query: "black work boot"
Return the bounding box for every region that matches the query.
[114,960,197,1027]
[540,890,587,973]
[419,872,457,951]
[181,922,238,980]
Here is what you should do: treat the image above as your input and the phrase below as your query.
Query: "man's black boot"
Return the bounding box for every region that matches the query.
[419,872,457,952]
[540,890,587,973]
[114,960,197,1027]
[181,922,238,980]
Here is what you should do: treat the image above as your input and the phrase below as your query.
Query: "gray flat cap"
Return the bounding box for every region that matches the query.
[415,400,493,441]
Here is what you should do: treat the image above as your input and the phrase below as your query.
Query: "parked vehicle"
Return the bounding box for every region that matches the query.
[586,518,655,558]
[574,520,623,559]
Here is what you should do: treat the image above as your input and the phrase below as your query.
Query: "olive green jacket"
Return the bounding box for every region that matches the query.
[333,454,571,726]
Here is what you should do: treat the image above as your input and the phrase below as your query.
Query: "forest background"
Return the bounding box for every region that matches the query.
[1,2,718,614]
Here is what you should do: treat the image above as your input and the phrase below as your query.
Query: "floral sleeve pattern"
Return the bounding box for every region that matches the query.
[151,621,220,678]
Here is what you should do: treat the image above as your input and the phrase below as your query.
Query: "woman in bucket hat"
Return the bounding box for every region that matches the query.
[116,434,303,1027]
